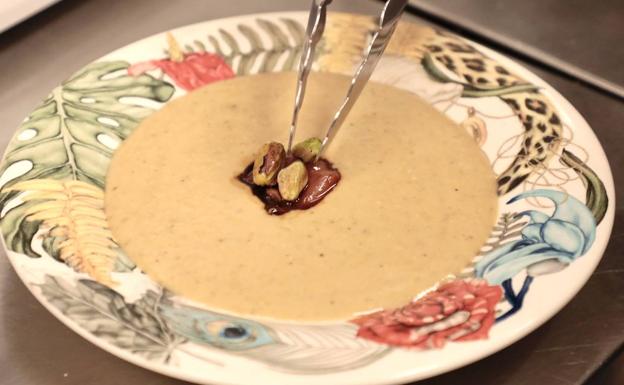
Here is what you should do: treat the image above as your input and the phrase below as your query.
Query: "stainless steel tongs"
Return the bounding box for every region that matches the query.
[287,0,409,159]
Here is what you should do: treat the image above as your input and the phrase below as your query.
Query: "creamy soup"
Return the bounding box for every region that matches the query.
[105,72,497,321]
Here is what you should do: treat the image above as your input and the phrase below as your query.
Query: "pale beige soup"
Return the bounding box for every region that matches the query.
[105,72,497,321]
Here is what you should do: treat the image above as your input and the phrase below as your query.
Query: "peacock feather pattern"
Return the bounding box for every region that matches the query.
[159,302,389,373]
[0,12,611,378]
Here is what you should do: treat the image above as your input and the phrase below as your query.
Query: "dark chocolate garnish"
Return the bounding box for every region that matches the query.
[237,157,341,215]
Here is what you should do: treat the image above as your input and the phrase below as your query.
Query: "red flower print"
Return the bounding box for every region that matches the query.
[351,279,502,349]
[128,33,235,91]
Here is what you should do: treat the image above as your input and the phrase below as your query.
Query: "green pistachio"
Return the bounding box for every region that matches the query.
[252,142,285,186]
[277,160,309,201]
[292,137,322,162]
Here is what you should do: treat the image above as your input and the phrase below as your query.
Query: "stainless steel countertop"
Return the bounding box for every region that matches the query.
[408,0,624,99]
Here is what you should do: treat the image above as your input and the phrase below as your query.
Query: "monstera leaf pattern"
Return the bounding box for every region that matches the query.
[0,61,174,281]
[1,61,174,187]
[0,13,611,379]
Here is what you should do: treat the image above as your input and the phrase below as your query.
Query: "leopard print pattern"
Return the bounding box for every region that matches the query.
[320,16,564,196]
[424,31,563,195]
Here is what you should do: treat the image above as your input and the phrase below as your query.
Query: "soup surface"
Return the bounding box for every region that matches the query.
[105,72,497,321]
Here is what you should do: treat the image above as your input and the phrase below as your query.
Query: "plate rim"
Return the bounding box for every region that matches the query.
[0,10,616,385]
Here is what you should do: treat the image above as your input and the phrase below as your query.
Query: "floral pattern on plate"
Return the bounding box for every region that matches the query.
[0,12,614,385]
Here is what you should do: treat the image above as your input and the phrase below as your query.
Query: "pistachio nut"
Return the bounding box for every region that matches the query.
[253,142,286,186]
[292,137,322,162]
[277,160,309,201]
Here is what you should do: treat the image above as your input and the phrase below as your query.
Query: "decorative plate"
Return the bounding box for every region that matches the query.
[0,12,614,385]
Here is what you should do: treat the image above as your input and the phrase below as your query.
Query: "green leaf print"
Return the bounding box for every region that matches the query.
[0,61,174,189]
[0,61,174,259]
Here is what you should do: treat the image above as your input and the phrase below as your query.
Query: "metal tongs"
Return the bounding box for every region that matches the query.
[287,0,408,158]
